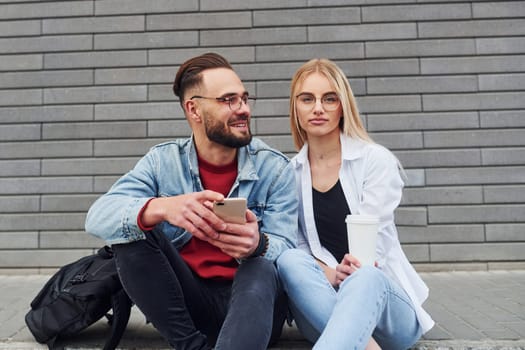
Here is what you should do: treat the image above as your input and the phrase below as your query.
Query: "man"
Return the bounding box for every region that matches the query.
[85,52,297,350]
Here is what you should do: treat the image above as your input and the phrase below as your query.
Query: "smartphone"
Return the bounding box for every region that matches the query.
[213,198,247,224]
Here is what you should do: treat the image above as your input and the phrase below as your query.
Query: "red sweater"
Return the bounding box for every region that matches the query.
[138,155,239,279]
[179,155,239,279]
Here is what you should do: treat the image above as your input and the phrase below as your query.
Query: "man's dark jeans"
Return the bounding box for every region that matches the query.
[113,230,287,350]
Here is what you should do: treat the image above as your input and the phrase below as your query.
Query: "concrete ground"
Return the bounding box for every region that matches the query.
[1,270,524,349]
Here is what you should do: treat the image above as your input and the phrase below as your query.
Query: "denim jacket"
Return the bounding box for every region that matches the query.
[85,136,298,262]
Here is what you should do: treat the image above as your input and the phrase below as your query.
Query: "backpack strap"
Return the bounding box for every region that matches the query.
[97,246,114,259]
[102,281,133,350]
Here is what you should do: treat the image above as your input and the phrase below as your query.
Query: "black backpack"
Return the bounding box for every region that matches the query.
[25,246,132,350]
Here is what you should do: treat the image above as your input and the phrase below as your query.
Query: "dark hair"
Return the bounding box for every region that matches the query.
[173,52,233,104]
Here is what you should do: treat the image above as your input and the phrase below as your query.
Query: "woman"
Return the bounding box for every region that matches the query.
[277,58,434,350]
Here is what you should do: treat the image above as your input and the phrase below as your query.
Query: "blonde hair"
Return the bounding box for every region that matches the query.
[289,58,373,150]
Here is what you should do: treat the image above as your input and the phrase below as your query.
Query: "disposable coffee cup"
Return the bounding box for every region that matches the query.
[345,214,379,266]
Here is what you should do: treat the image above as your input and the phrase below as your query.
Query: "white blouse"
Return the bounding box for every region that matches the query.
[292,133,435,333]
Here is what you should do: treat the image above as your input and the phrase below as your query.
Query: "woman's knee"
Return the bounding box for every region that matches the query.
[340,266,389,295]
[276,248,310,276]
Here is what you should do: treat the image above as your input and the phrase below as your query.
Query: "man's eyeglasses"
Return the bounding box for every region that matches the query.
[190,94,256,111]
[296,92,340,111]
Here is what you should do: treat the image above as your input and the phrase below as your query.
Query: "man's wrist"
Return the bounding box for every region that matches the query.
[250,232,269,258]
[138,197,165,229]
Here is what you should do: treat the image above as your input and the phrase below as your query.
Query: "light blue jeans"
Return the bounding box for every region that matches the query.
[277,249,422,350]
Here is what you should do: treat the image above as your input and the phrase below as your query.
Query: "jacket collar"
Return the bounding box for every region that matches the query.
[187,134,258,182]
[294,132,367,167]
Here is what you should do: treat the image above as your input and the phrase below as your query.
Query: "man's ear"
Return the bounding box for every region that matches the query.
[184,99,202,123]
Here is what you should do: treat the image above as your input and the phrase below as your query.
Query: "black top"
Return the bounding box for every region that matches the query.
[312,179,351,263]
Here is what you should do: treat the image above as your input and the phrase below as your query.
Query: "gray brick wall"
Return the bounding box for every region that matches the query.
[1,0,524,272]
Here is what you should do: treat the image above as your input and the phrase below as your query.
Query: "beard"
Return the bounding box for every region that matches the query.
[204,114,252,148]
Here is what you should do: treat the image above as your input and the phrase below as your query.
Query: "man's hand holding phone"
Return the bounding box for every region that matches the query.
[211,198,260,259]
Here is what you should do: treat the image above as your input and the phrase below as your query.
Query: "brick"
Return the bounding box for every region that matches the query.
[0,19,40,36]
[427,166,525,185]
[0,54,42,71]
[0,160,40,176]
[363,3,471,22]
[309,23,417,42]
[477,37,525,55]
[201,27,307,46]
[402,186,483,206]
[486,224,525,242]
[250,99,288,117]
[421,55,525,74]
[0,105,93,124]
[480,110,525,128]
[95,0,198,15]
[200,0,305,11]
[147,12,251,30]
[42,157,140,176]
[0,35,92,54]
[257,135,295,154]
[0,89,41,106]
[359,95,421,113]
[429,204,525,224]
[430,242,525,262]
[339,59,420,77]
[0,249,93,268]
[394,207,427,226]
[367,76,477,94]
[398,149,482,168]
[94,139,166,157]
[402,244,430,263]
[419,19,525,38]
[40,231,105,249]
[94,67,178,85]
[0,1,92,19]
[94,176,120,193]
[370,131,423,150]
[424,129,525,148]
[148,84,177,101]
[235,62,304,81]
[473,1,525,18]
[254,7,359,26]
[0,196,39,213]
[423,92,525,111]
[254,117,290,136]
[45,50,147,69]
[0,70,93,89]
[0,232,38,249]
[366,39,476,58]
[479,73,525,91]
[0,213,86,231]
[482,147,525,166]
[43,15,144,34]
[148,120,192,138]
[0,177,93,194]
[256,42,364,62]
[0,124,40,141]
[95,31,197,50]
[42,121,147,140]
[149,47,255,66]
[398,225,485,243]
[484,185,525,204]
[404,169,425,187]
[256,81,292,99]
[0,140,92,159]
[367,112,479,131]
[44,85,147,104]
[41,194,99,212]
[95,102,182,120]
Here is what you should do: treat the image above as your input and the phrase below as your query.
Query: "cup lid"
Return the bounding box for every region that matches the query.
[345,214,379,224]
